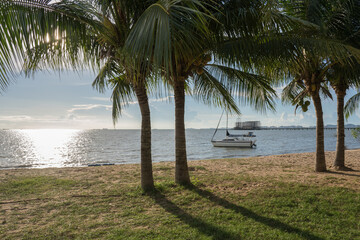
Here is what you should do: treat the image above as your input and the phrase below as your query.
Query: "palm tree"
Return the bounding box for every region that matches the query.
[329,62,360,170]
[0,0,157,191]
[327,0,360,170]
[343,87,360,154]
[345,89,360,118]
[126,0,277,184]
[279,55,360,172]
[283,56,331,171]
[279,0,360,172]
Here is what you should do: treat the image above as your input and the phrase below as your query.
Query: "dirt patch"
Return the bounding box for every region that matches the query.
[190,150,360,191]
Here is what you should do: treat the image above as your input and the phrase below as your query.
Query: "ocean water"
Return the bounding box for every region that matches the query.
[0,128,359,169]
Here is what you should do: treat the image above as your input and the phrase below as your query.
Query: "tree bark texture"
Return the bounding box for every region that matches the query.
[334,90,346,169]
[311,93,327,172]
[174,78,191,185]
[134,82,155,191]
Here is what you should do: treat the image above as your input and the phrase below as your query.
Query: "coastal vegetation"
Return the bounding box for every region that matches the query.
[313,0,360,170]
[0,0,277,188]
[20,0,159,191]
[278,0,360,172]
[1,151,360,239]
[1,1,360,238]
[0,1,360,186]
[127,0,278,184]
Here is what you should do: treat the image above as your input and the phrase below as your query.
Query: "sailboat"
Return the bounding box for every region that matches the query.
[211,111,257,148]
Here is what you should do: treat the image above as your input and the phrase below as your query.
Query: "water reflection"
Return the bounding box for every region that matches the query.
[15,129,81,168]
[1,129,359,169]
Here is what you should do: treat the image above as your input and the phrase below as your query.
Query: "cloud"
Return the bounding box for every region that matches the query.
[66,103,136,121]
[67,114,76,120]
[67,104,112,113]
[149,96,174,103]
[65,104,120,121]
[126,96,175,107]
[284,113,304,123]
[120,110,135,119]
[85,97,111,102]
[262,112,309,126]
[304,112,316,119]
[0,115,33,122]
[82,96,174,109]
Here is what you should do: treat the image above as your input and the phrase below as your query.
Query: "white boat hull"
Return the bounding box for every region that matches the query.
[211,140,255,148]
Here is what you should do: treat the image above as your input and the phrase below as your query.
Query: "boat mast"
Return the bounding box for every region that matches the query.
[226,112,228,132]
[211,109,225,141]
[226,112,229,136]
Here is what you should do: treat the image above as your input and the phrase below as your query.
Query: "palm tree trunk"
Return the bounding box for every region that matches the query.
[174,78,191,185]
[334,90,346,169]
[134,82,154,191]
[311,93,327,172]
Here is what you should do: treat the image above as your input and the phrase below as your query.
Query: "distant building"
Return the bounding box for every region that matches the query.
[234,121,261,130]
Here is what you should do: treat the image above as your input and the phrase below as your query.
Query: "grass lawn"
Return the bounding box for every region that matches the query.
[0,150,360,239]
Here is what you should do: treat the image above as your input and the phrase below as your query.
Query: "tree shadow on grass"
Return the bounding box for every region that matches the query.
[327,170,360,178]
[149,190,239,240]
[184,185,325,240]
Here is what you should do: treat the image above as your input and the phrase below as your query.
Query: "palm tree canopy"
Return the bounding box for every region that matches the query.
[0,0,162,122]
[277,0,360,107]
[125,0,280,113]
[1,0,243,117]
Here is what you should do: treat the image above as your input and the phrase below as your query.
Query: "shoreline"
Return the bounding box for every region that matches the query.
[2,148,360,171]
[1,149,360,190]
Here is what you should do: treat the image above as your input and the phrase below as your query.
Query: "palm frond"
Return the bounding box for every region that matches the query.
[204,64,277,112]
[192,68,240,114]
[109,75,134,124]
[281,80,307,104]
[125,0,214,77]
[92,58,124,93]
[320,84,333,100]
[345,91,360,119]
[0,0,102,83]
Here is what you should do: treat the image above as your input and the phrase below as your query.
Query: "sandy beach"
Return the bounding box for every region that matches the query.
[1,149,360,191]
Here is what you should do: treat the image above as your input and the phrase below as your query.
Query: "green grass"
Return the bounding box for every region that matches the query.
[0,168,359,239]
[0,176,79,198]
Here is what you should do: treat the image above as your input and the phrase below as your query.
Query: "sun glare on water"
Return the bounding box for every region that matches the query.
[15,129,81,168]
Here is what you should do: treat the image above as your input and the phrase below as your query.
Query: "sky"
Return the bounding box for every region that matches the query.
[0,70,359,129]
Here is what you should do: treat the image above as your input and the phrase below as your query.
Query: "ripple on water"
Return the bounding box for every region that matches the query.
[0,129,359,169]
